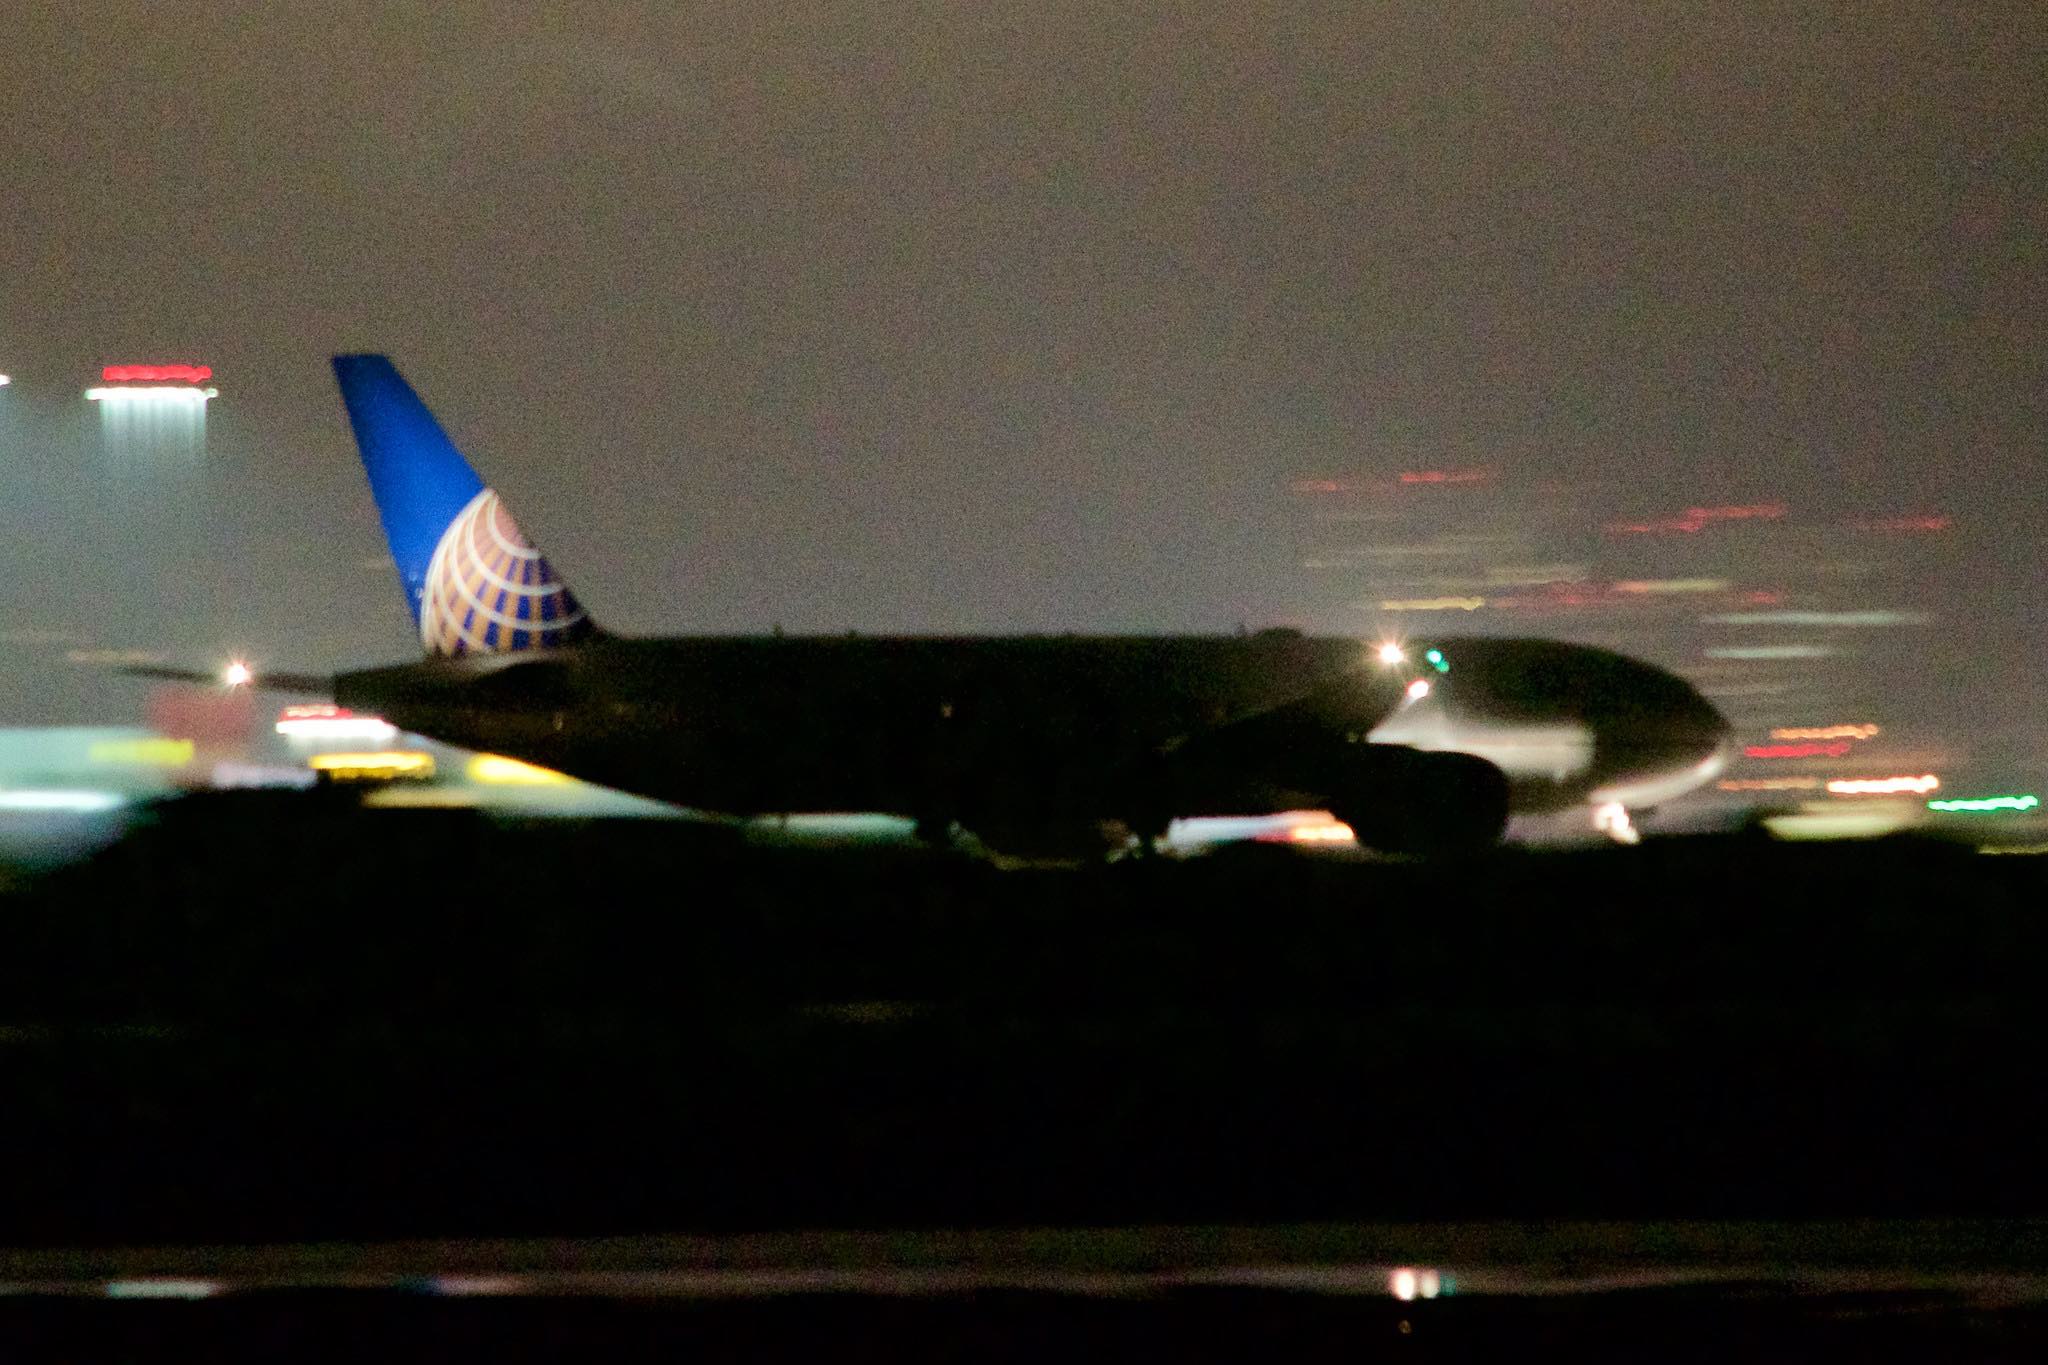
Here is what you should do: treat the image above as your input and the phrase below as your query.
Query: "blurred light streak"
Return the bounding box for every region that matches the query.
[1746,742,1852,759]
[275,704,396,741]
[1379,597,1484,611]
[84,386,218,403]
[1612,579,1730,594]
[1765,808,1917,840]
[1851,515,1951,532]
[1399,469,1489,484]
[1718,777,1821,791]
[467,753,572,785]
[1929,795,2040,813]
[0,790,125,813]
[1705,645,1835,660]
[308,751,434,779]
[1828,775,1939,795]
[1702,610,1924,627]
[103,1280,220,1300]
[102,364,212,383]
[87,737,193,767]
[1280,818,1357,844]
[1772,724,1880,741]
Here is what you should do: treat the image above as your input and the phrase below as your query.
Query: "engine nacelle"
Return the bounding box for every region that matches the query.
[1327,745,1510,857]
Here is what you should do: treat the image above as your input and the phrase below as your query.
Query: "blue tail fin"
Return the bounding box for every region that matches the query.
[332,355,596,658]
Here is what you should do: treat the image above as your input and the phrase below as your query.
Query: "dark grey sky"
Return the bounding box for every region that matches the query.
[0,2,2042,731]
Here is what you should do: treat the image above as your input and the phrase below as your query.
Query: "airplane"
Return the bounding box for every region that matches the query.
[152,355,1736,856]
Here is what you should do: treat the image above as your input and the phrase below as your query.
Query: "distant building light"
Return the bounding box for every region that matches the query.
[102,364,212,383]
[85,386,217,403]
[1928,795,2040,813]
[1828,775,1939,796]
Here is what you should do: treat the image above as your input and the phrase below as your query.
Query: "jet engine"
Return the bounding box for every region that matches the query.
[1324,745,1511,857]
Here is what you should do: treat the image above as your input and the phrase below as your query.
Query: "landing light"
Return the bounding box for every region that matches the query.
[1377,642,1406,666]
[222,660,253,688]
[1405,679,1432,701]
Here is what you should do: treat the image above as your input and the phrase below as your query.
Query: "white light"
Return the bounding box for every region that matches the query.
[83,386,218,403]
[0,789,125,813]
[1418,1269,1442,1299]
[1390,1268,1418,1301]
[0,374,10,386]
[1377,642,1406,666]
[1405,678,1432,701]
[222,660,253,688]
[1593,801,1641,845]
[276,717,398,741]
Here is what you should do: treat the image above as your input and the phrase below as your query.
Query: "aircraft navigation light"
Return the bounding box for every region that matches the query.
[1390,1269,1418,1301]
[1424,648,1450,673]
[221,660,253,688]
[1405,678,1432,701]
[1377,642,1406,666]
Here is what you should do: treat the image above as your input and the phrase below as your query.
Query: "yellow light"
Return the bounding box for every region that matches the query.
[1377,642,1407,665]
[308,750,435,780]
[1827,774,1939,796]
[87,737,195,767]
[1284,819,1357,844]
[1770,724,1880,741]
[467,753,571,785]
[1611,579,1731,594]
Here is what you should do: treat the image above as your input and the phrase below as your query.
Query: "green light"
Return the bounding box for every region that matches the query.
[1424,648,1449,674]
[1927,795,2040,813]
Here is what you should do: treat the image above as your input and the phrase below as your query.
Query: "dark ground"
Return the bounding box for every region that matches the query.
[1,794,2045,1357]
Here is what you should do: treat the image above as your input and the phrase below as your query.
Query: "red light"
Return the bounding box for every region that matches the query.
[102,364,212,383]
[1851,515,1951,533]
[1745,742,1852,759]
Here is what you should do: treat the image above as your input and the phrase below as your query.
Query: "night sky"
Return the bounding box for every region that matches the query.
[0,4,2041,760]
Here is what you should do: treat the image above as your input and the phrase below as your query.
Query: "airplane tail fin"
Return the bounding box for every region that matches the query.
[331,355,597,658]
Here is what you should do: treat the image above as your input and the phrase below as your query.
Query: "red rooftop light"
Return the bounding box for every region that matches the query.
[103,364,212,383]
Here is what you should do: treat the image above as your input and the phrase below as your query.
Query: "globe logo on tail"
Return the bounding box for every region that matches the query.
[419,490,593,656]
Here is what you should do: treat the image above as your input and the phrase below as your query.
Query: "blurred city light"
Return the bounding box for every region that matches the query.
[1718,777,1822,791]
[0,789,126,813]
[1702,610,1923,627]
[1379,597,1485,611]
[84,386,218,403]
[1611,579,1730,594]
[1706,646,1835,660]
[308,751,434,780]
[1928,795,2040,813]
[1399,470,1488,484]
[1827,775,1939,796]
[1771,724,1880,741]
[101,364,212,383]
[275,704,396,741]
[86,737,194,767]
[467,753,572,785]
[1746,742,1853,759]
